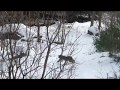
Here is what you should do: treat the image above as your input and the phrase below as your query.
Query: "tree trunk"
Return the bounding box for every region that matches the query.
[41,44,51,79]
[37,25,40,42]
[90,11,95,26]
[110,12,114,28]
[98,12,102,30]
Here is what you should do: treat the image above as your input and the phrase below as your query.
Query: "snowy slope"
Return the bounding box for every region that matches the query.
[66,21,119,78]
[0,21,119,79]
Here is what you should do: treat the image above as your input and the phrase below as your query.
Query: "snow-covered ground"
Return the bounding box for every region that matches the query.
[0,21,119,79]
[62,21,120,78]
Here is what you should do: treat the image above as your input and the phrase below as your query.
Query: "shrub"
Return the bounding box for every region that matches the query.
[94,23,120,53]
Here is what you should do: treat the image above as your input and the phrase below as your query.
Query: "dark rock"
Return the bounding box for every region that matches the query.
[95,33,99,36]
[88,30,93,35]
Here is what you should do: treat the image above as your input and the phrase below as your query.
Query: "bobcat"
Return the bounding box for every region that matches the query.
[58,55,75,63]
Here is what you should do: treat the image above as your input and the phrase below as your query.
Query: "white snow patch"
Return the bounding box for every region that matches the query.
[88,26,99,35]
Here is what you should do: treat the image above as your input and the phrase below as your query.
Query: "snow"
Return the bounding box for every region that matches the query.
[88,26,99,35]
[0,21,120,79]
